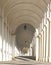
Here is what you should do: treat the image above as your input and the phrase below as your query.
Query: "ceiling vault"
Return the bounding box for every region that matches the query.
[0,0,50,33]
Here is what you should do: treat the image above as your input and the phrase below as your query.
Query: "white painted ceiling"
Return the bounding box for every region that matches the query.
[0,0,50,33]
[0,0,50,53]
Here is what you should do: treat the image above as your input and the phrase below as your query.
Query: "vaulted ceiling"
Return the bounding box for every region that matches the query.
[0,0,50,52]
[0,0,50,34]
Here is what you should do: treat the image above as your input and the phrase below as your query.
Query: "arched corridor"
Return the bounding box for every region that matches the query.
[0,0,51,65]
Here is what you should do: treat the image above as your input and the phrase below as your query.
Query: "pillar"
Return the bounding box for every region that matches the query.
[49,2,51,62]
[41,30,44,62]
[36,29,39,61]
[43,26,47,62]
[38,34,42,62]
[32,36,36,57]
[8,32,12,60]
[4,23,7,61]
[12,36,15,59]
[5,18,8,61]
[47,18,51,62]
[7,28,10,61]
[46,3,50,61]
[1,8,5,61]
[41,20,44,62]
[0,7,2,61]
[46,19,50,62]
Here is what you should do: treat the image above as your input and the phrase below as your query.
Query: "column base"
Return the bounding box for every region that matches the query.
[38,58,43,62]
[49,57,51,62]
[42,58,46,62]
[38,58,46,62]
[46,57,49,62]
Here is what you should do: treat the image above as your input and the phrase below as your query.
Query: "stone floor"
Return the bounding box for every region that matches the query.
[0,57,51,65]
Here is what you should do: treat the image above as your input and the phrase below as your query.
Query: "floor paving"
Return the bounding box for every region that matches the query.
[0,57,51,65]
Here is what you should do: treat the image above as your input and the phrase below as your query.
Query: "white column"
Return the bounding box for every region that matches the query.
[1,8,5,61]
[6,28,8,61]
[7,28,9,61]
[46,20,49,62]
[4,28,6,61]
[41,20,44,62]
[48,3,50,62]
[41,30,44,62]
[46,24,48,62]
[32,36,36,57]
[10,35,12,60]
[29,43,32,56]
[48,22,50,62]
[5,18,8,61]
[9,33,12,60]
[12,36,15,59]
[0,10,2,61]
[39,34,42,62]
[3,23,6,61]
[8,32,10,60]
[48,18,51,62]
[36,29,39,61]
[4,24,7,61]
[46,4,50,62]
[43,26,47,62]
[49,2,51,61]
[40,33,43,62]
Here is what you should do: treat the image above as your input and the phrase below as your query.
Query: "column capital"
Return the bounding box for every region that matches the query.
[47,18,51,23]
[44,25,47,28]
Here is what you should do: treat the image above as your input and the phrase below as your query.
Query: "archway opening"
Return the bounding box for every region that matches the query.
[15,23,36,60]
